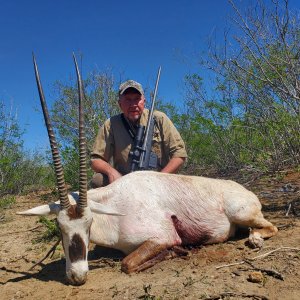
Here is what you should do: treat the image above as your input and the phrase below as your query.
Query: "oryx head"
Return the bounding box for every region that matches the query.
[18,54,115,285]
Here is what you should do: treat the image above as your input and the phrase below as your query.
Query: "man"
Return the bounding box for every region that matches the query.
[90,79,187,187]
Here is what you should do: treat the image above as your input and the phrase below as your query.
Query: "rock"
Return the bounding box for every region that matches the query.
[232,270,241,276]
[247,271,264,283]
[279,183,293,192]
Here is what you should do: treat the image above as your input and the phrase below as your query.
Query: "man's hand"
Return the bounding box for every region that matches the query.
[91,158,122,184]
[107,169,122,183]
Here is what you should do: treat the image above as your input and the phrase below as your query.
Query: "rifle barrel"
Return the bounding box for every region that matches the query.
[140,66,161,156]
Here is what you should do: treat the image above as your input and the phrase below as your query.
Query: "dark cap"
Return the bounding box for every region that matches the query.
[119,80,144,96]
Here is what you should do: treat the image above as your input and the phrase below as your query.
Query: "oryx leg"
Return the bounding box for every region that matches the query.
[235,211,278,237]
[121,239,175,273]
[246,212,278,247]
[249,215,278,237]
[231,208,278,248]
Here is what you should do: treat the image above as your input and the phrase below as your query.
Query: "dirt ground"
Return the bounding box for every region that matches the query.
[1,170,300,300]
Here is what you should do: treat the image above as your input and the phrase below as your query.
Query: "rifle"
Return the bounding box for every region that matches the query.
[130,66,161,172]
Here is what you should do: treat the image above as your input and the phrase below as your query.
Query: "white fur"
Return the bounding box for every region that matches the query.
[18,171,272,283]
[66,260,89,286]
[58,208,92,285]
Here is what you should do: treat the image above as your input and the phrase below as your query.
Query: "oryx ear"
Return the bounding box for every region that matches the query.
[17,203,60,216]
[89,200,125,216]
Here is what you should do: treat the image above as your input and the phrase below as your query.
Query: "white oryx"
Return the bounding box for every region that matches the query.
[18,56,277,285]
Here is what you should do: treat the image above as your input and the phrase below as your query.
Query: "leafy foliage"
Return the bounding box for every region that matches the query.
[178,0,300,174]
[0,101,55,196]
[0,195,16,210]
[51,70,120,189]
[35,216,60,243]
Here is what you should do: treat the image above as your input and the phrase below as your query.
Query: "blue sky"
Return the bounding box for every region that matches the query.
[1,0,299,151]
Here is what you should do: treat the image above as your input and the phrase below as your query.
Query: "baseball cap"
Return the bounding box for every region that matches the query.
[119,80,144,96]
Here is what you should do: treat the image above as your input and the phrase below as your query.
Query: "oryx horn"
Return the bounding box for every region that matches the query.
[33,53,70,210]
[73,53,87,209]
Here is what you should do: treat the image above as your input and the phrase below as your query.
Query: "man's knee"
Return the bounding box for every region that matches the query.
[90,173,109,188]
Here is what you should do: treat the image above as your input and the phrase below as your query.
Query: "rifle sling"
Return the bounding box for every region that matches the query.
[120,113,136,139]
[120,113,158,141]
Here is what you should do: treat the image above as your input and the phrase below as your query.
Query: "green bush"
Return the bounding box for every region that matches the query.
[0,195,16,210]
[35,216,60,243]
[0,101,55,196]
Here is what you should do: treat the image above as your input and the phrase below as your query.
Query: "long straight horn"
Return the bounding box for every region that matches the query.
[73,53,87,209]
[32,53,70,210]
